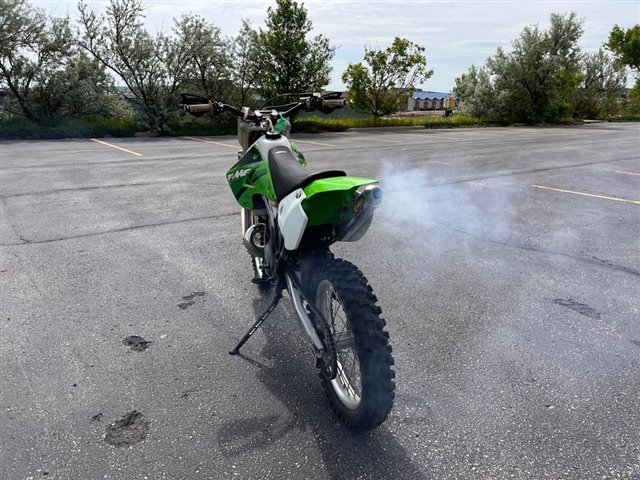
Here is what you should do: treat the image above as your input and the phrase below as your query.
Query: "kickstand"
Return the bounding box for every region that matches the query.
[229,275,285,355]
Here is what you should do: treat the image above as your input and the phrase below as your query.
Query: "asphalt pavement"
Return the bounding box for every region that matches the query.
[1,124,639,479]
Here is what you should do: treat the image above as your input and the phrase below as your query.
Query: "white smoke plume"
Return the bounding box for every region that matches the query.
[377,161,513,253]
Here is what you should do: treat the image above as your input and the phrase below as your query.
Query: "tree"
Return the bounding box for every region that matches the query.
[342,37,432,118]
[78,0,190,133]
[174,14,234,101]
[257,0,335,101]
[453,65,497,117]
[0,0,124,121]
[573,48,627,118]
[606,24,640,114]
[485,12,584,123]
[606,24,640,77]
[231,20,262,106]
[454,12,584,123]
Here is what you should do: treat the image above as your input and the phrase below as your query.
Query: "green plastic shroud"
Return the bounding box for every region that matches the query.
[302,176,377,228]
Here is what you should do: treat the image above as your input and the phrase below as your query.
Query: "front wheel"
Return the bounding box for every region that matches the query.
[307,258,395,430]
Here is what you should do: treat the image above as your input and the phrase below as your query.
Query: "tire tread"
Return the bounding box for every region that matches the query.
[310,258,395,430]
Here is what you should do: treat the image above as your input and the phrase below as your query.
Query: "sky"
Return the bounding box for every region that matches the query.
[33,0,640,92]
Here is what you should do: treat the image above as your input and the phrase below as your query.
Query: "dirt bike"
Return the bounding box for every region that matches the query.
[181,92,395,430]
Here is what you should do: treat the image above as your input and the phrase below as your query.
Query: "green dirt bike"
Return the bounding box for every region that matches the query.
[181,92,395,430]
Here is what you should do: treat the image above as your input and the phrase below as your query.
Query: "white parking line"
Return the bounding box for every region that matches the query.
[616,171,640,176]
[294,139,335,147]
[183,136,238,149]
[530,184,640,205]
[357,136,404,144]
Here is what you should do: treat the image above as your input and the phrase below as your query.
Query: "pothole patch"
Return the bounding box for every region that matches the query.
[104,411,149,447]
[553,298,602,320]
[178,291,205,310]
[123,335,152,352]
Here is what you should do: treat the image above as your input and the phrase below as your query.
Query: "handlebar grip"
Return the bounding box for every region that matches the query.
[323,99,345,109]
[186,103,214,113]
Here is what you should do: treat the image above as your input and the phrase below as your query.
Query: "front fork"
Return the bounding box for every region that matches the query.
[242,207,272,284]
[285,271,327,357]
[233,207,329,363]
[241,208,252,237]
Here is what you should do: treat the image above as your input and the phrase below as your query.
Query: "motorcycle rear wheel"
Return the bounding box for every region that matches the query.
[308,258,395,430]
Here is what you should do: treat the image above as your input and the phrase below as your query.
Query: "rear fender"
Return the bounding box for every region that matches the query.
[302,176,380,241]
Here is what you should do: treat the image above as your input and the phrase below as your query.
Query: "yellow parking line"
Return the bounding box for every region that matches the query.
[530,184,640,205]
[91,138,142,157]
[183,136,238,149]
[616,171,640,176]
[294,139,335,147]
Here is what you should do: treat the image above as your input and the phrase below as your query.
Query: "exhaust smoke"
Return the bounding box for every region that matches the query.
[377,162,512,247]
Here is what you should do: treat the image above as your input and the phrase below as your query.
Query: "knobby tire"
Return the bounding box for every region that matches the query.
[307,258,395,430]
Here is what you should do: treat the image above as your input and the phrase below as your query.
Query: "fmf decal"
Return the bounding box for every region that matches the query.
[227,168,252,181]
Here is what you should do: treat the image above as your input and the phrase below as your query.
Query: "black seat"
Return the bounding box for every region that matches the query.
[268,146,346,200]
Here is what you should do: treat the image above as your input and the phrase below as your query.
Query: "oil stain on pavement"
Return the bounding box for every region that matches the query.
[123,335,152,352]
[178,291,205,310]
[553,298,602,319]
[104,411,150,447]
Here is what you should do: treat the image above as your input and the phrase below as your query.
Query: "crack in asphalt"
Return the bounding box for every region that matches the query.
[0,152,232,171]
[383,155,639,191]
[0,179,216,199]
[0,212,237,246]
[1,197,30,245]
[4,205,637,278]
[425,216,640,278]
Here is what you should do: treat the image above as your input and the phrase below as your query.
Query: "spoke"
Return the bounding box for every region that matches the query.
[334,306,348,338]
[351,355,360,395]
[338,349,361,398]
[337,361,358,399]
[334,332,355,349]
[319,279,362,408]
[330,288,339,324]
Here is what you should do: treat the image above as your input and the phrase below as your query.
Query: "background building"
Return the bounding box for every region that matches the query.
[403,90,457,112]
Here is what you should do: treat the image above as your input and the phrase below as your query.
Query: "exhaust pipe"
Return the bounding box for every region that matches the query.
[362,184,383,208]
[336,184,383,242]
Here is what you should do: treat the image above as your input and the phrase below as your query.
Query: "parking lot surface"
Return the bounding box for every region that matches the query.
[1,124,639,479]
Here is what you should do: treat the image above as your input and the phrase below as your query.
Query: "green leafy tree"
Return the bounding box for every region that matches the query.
[0,0,124,121]
[606,24,640,114]
[78,0,190,133]
[453,65,497,117]
[342,37,432,118]
[488,12,583,123]
[606,24,640,77]
[174,14,234,101]
[454,12,584,123]
[232,20,262,106]
[257,0,335,101]
[573,48,627,118]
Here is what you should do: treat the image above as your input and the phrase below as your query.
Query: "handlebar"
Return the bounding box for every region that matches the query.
[180,92,345,123]
[321,99,345,111]
[184,103,215,114]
